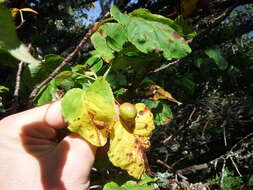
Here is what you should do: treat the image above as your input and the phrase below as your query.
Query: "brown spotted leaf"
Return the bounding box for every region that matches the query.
[108,103,155,179]
[146,85,182,105]
[110,6,191,60]
[61,77,116,146]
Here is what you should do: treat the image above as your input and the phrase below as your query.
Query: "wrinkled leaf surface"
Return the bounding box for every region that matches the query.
[108,103,154,179]
[110,6,191,60]
[61,77,116,146]
[0,3,40,64]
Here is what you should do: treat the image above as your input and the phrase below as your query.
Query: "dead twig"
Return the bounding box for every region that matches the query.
[11,44,31,113]
[16,10,26,29]
[176,132,253,175]
[11,61,24,113]
[163,105,197,144]
[157,159,174,171]
[176,163,209,175]
[150,59,179,73]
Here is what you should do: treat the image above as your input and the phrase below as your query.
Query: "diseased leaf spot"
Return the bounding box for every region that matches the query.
[126,153,133,158]
[139,111,145,115]
[98,28,104,36]
[144,106,149,112]
[172,31,183,40]
[152,48,163,54]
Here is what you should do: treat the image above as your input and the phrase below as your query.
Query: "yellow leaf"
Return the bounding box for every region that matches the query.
[61,77,116,147]
[10,8,19,18]
[20,8,38,14]
[108,121,151,179]
[146,85,182,105]
[108,103,155,179]
[133,103,155,137]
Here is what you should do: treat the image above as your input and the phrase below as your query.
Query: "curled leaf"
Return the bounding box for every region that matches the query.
[20,8,38,14]
[133,103,155,137]
[146,85,182,105]
[61,77,116,146]
[108,103,155,179]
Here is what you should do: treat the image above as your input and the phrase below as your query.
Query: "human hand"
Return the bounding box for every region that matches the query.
[0,101,97,190]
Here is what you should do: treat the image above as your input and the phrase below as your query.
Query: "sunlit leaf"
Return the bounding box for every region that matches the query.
[91,23,127,62]
[10,8,19,18]
[61,77,116,146]
[145,85,182,105]
[10,7,38,18]
[35,79,57,106]
[108,103,154,179]
[0,3,40,64]
[110,6,191,60]
[91,32,114,62]
[133,103,155,137]
[0,85,9,93]
[23,54,64,89]
[130,8,182,34]
[20,8,38,14]
[103,181,154,190]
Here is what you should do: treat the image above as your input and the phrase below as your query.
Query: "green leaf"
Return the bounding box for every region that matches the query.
[174,15,197,39]
[91,23,128,62]
[111,45,160,73]
[85,50,101,66]
[110,6,191,60]
[9,44,41,64]
[144,100,173,126]
[91,59,103,73]
[103,181,154,190]
[0,85,9,93]
[122,181,154,190]
[34,79,57,106]
[23,54,65,89]
[130,8,182,34]
[102,23,128,52]
[103,182,121,190]
[91,32,114,62]
[0,3,40,64]
[204,48,228,70]
[61,88,85,121]
[139,174,157,185]
[61,77,116,147]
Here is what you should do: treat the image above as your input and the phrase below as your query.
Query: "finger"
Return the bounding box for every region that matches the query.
[56,134,97,187]
[3,101,66,129]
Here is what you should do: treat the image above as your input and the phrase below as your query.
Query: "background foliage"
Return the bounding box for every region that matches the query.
[0,0,252,189]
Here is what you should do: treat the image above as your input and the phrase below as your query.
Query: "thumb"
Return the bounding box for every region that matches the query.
[56,133,97,189]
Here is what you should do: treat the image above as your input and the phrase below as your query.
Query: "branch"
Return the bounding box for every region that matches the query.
[11,44,31,113]
[150,59,180,73]
[175,132,253,175]
[28,19,103,106]
[11,61,24,113]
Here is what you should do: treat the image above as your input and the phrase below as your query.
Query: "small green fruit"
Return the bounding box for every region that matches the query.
[119,103,137,121]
